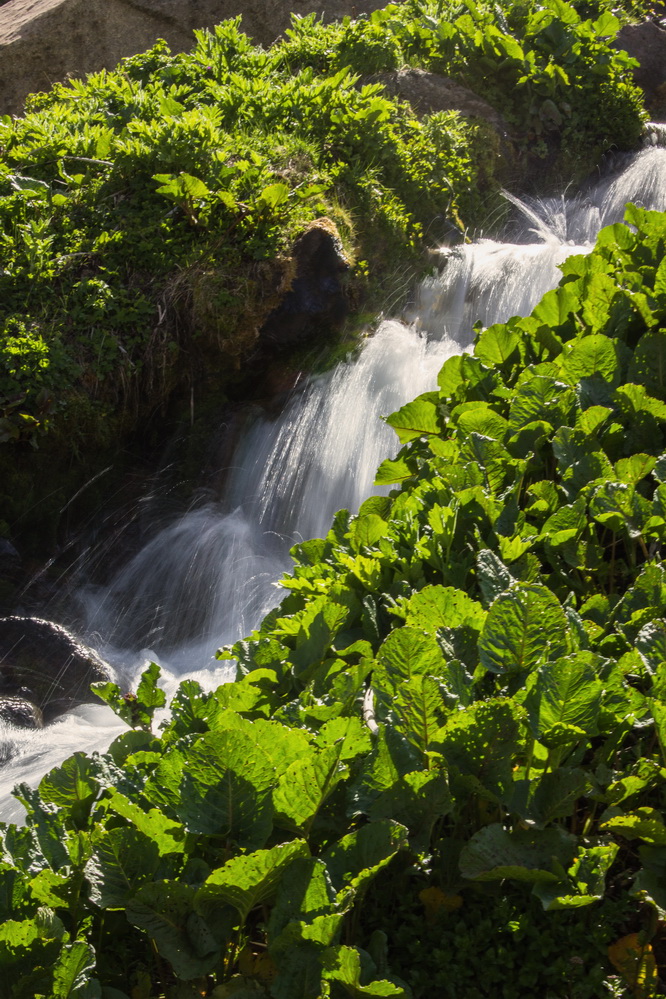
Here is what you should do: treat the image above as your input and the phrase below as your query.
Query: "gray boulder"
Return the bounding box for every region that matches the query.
[0,616,113,722]
[0,0,393,115]
[614,19,666,119]
[0,695,43,728]
[372,67,511,137]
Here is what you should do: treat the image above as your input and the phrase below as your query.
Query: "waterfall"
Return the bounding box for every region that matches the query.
[0,144,665,821]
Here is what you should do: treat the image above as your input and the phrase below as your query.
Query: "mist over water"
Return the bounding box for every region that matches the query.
[1,144,665,821]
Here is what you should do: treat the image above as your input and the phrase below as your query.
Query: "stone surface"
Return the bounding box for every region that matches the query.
[0,695,43,728]
[259,218,350,348]
[372,67,511,136]
[0,615,113,721]
[0,0,393,115]
[0,539,21,616]
[614,19,666,118]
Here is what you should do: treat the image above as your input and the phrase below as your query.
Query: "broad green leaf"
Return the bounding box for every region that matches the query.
[273,746,348,834]
[127,882,219,981]
[85,827,160,909]
[269,943,326,999]
[385,393,442,443]
[478,584,568,676]
[628,331,666,402]
[525,653,603,744]
[476,549,512,605]
[559,333,623,385]
[29,869,75,909]
[270,911,344,957]
[551,427,613,500]
[533,843,619,910]
[634,845,666,917]
[601,808,666,846]
[348,727,421,816]
[268,857,337,943]
[615,383,666,421]
[39,754,98,811]
[458,432,510,495]
[374,453,417,485]
[321,945,407,995]
[432,698,522,801]
[136,662,167,714]
[349,515,386,552]
[508,374,573,434]
[636,621,666,676]
[256,182,290,210]
[8,174,50,198]
[291,601,350,678]
[315,716,372,761]
[510,768,591,828]
[393,675,446,755]
[323,820,409,897]
[440,354,495,402]
[52,941,97,999]
[144,727,274,847]
[403,585,485,635]
[452,403,508,442]
[459,824,576,882]
[615,562,666,640]
[364,769,452,849]
[589,480,649,539]
[615,454,656,486]
[159,95,185,116]
[474,324,520,368]
[0,862,29,920]
[580,274,622,334]
[375,627,446,688]
[197,841,308,922]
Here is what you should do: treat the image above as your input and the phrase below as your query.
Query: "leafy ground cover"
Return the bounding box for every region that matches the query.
[1,198,666,996]
[0,0,645,548]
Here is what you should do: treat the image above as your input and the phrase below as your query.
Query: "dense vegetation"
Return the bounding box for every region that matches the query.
[0,0,645,547]
[1,197,666,997]
[0,0,664,996]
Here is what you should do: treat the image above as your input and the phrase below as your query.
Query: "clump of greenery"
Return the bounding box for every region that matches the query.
[0,0,644,459]
[0,15,482,454]
[391,0,645,168]
[1,199,666,996]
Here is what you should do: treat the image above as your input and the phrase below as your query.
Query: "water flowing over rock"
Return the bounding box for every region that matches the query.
[0,0,391,115]
[0,616,113,722]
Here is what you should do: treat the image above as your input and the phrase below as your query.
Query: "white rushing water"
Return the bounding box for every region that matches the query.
[1,144,665,821]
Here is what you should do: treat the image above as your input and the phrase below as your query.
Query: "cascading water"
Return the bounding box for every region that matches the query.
[1,143,665,821]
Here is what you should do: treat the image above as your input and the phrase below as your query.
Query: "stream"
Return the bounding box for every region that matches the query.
[1,140,665,822]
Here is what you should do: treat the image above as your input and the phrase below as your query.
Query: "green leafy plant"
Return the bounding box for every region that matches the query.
[1,201,666,998]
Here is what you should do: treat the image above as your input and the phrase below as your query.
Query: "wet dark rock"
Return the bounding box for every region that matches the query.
[0,539,21,616]
[614,20,666,119]
[0,695,43,728]
[259,219,350,349]
[0,616,113,723]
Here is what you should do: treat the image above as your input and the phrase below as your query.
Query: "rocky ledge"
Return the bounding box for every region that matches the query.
[0,616,114,724]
